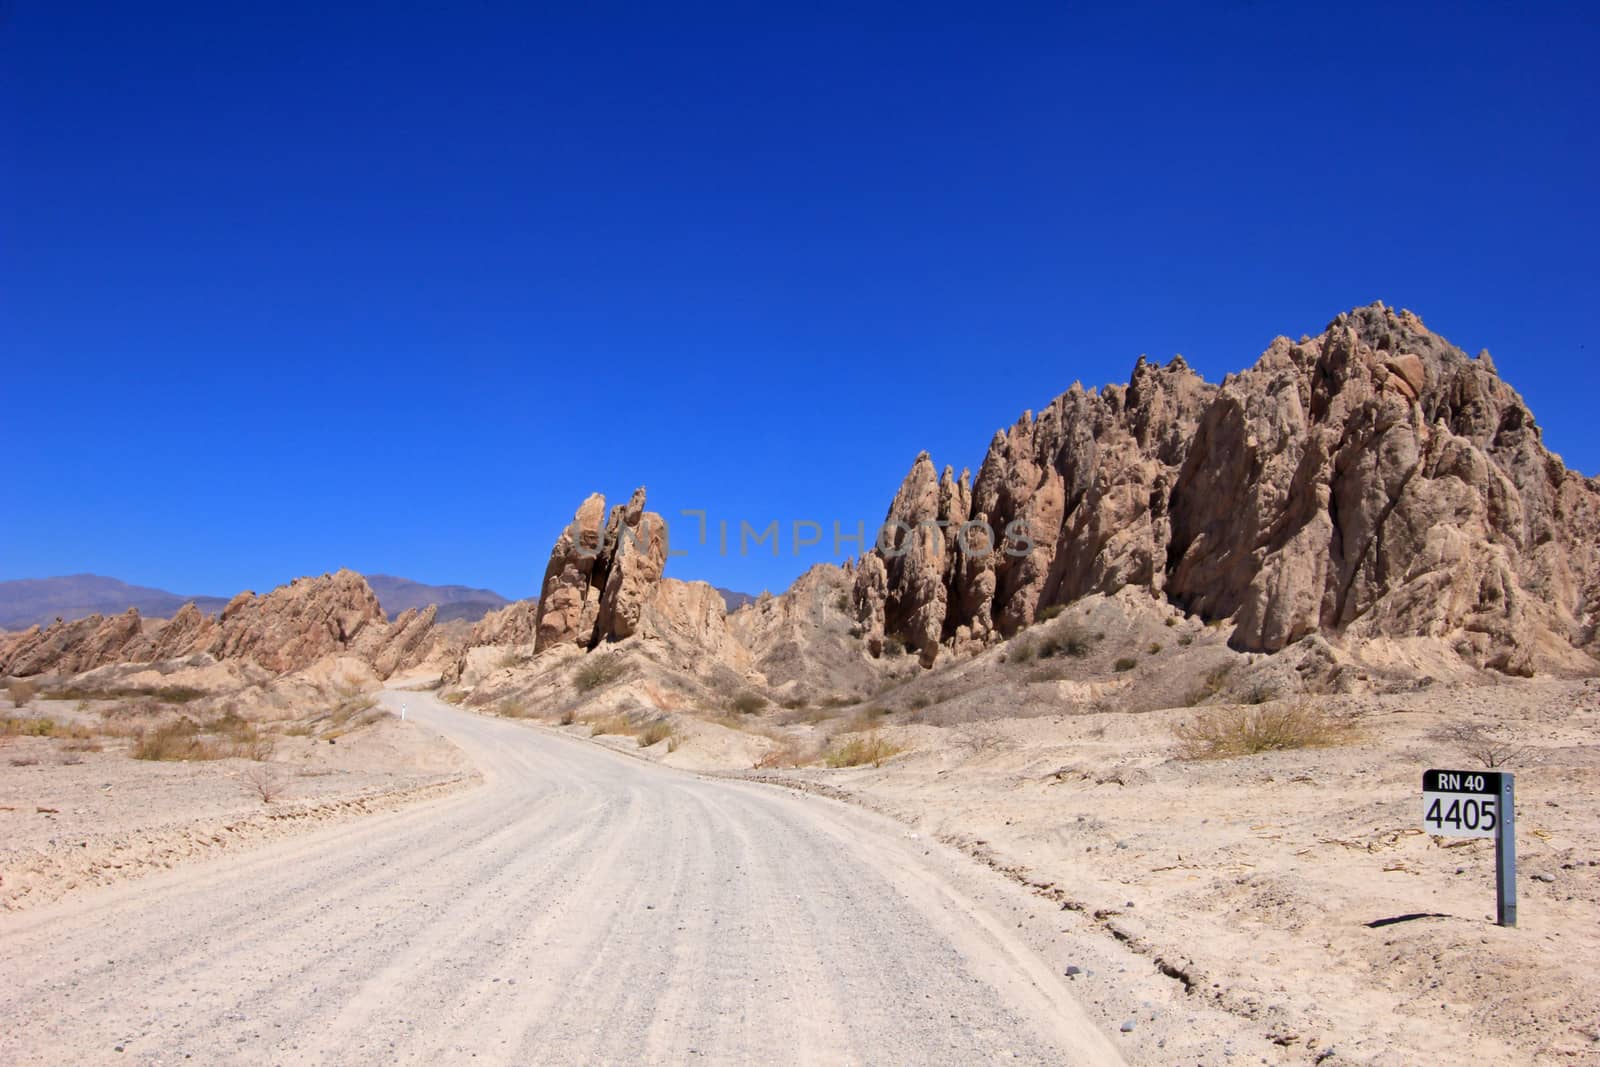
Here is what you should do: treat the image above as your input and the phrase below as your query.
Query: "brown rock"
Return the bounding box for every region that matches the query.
[853,303,1600,675]
[533,487,669,652]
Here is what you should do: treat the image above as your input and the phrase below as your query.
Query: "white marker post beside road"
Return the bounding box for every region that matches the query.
[1423,769,1516,927]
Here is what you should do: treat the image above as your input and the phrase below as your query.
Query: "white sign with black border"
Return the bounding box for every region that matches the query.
[1422,768,1517,927]
[1422,769,1501,838]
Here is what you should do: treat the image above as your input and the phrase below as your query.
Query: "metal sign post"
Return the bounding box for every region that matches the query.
[1496,773,1516,928]
[1422,769,1516,928]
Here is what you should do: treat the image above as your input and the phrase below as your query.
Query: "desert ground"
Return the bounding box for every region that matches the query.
[2,688,1174,1066]
[3,663,1596,1064]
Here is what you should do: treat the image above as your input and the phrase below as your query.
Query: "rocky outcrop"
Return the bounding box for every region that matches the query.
[362,604,440,678]
[441,598,539,683]
[207,570,388,673]
[1,570,442,680]
[131,602,218,663]
[533,487,669,652]
[0,609,147,677]
[856,304,1600,674]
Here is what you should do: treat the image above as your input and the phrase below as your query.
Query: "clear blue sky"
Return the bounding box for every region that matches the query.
[3,3,1597,602]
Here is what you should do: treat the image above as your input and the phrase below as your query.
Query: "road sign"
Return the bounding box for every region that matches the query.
[1422,770,1501,837]
[1422,768,1516,927]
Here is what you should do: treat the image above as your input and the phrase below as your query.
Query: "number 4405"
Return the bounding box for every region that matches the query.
[1426,796,1497,832]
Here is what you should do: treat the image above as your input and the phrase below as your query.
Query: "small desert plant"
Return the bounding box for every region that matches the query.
[1147,643,1163,655]
[882,637,906,657]
[1038,625,1093,659]
[1010,640,1036,664]
[731,691,768,715]
[7,680,37,707]
[1113,657,1137,672]
[754,739,813,769]
[2,716,56,737]
[1178,632,1195,646]
[1243,682,1276,705]
[1429,722,1530,769]
[134,719,225,761]
[558,707,578,726]
[834,594,851,613]
[909,695,932,710]
[1186,663,1233,705]
[242,763,287,803]
[587,715,638,738]
[573,654,626,692]
[825,732,904,768]
[496,700,534,719]
[1173,702,1358,760]
[1165,616,1178,628]
[1036,604,1066,622]
[637,720,675,748]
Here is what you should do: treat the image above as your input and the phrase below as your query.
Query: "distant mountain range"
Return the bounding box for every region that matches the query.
[363,575,512,623]
[715,587,761,612]
[0,575,233,631]
[0,573,758,631]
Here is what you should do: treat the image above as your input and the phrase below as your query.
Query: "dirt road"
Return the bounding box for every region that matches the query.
[0,689,1121,1065]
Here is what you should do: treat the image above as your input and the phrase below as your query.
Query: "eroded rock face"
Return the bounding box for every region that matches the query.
[208,570,388,673]
[533,487,669,652]
[855,304,1600,674]
[0,610,146,677]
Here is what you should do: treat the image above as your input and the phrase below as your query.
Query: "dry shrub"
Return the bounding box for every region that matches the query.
[1186,664,1233,706]
[134,719,226,761]
[637,719,675,748]
[587,714,639,738]
[730,691,768,715]
[824,732,904,768]
[1429,722,1530,769]
[1173,702,1358,760]
[754,738,816,769]
[573,654,626,692]
[242,763,287,803]
[1036,604,1066,622]
[558,707,578,726]
[7,679,37,707]
[1113,657,1138,673]
[1037,625,1093,660]
[1,717,92,740]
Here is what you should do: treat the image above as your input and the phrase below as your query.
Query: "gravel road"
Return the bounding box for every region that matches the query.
[0,689,1121,1065]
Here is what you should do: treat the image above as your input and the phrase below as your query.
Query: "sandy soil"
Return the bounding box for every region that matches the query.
[0,706,474,911]
[728,676,1600,1063]
[0,689,1281,1066]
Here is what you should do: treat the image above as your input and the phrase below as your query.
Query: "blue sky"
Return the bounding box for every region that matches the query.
[3,3,1597,601]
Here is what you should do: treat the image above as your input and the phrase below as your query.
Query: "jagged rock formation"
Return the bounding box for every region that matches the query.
[856,304,1600,674]
[0,570,439,680]
[441,598,539,683]
[208,571,387,672]
[533,488,669,652]
[730,563,882,695]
